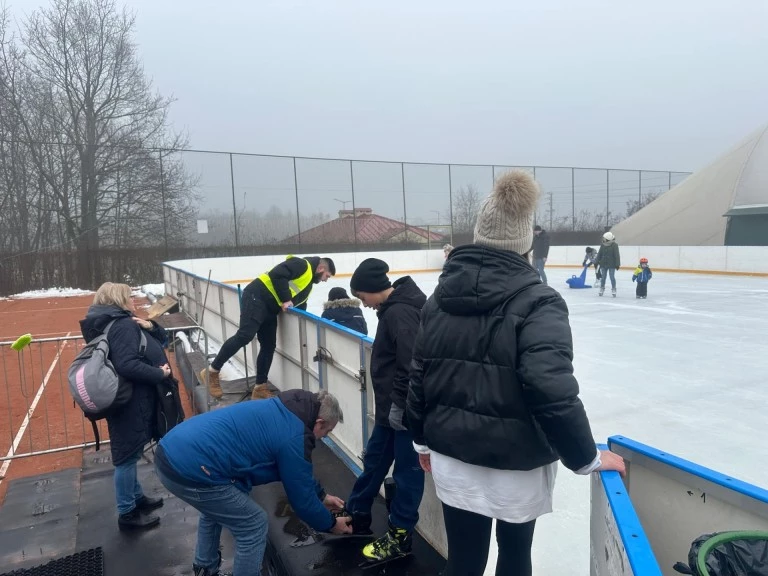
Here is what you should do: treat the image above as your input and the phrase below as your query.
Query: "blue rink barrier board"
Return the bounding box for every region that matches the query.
[594,436,768,576]
[591,444,662,576]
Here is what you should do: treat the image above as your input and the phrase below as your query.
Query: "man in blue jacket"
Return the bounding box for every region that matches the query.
[155,389,352,576]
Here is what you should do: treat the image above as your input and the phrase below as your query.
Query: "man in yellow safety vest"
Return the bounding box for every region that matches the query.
[200,256,336,399]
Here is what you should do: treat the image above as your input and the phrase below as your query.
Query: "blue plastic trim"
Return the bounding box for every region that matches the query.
[290,306,372,343]
[597,443,663,575]
[322,437,363,478]
[609,436,768,504]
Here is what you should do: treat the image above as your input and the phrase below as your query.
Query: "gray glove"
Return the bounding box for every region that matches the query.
[388,404,407,431]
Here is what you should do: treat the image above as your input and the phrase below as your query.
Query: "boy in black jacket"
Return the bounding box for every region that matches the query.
[201,256,335,399]
[345,258,426,564]
[321,287,368,335]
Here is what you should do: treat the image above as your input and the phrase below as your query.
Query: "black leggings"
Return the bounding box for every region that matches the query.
[211,290,278,383]
[442,503,536,576]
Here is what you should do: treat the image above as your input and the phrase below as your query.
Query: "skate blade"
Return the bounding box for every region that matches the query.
[359,552,412,570]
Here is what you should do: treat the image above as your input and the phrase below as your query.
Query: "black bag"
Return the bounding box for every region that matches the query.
[673,531,768,576]
[154,376,185,439]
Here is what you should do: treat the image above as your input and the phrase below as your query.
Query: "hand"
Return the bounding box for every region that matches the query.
[281,301,294,311]
[543,258,547,263]
[418,453,432,473]
[160,363,171,378]
[133,317,153,330]
[388,404,406,431]
[330,515,353,535]
[323,494,345,511]
[597,450,626,478]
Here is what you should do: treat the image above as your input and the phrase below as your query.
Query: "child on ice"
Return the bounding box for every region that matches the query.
[632,258,652,299]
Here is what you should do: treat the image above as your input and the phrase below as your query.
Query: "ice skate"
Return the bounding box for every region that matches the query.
[359,523,412,569]
[598,287,604,296]
[612,288,617,298]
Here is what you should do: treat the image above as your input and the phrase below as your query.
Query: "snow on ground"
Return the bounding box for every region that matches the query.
[305,267,768,575]
[8,287,94,299]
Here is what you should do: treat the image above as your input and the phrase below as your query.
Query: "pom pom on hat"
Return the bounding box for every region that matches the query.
[473,170,540,254]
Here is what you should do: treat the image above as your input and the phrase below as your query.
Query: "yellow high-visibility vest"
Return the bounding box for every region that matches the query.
[258,257,314,307]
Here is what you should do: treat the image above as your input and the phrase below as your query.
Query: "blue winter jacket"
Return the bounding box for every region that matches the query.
[158,389,334,532]
[632,266,653,283]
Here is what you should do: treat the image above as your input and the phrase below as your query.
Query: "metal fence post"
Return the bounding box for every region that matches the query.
[639,170,643,203]
[293,157,301,244]
[606,170,610,228]
[572,167,576,231]
[159,149,169,259]
[401,162,408,242]
[229,153,240,250]
[350,160,358,248]
[448,164,454,245]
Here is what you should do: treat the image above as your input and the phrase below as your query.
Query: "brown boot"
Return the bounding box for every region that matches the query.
[200,368,223,399]
[251,383,275,400]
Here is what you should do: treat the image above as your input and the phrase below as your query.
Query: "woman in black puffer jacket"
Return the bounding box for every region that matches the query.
[406,172,625,576]
[79,282,171,532]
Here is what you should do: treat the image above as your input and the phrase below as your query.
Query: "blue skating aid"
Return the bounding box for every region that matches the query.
[566,266,592,289]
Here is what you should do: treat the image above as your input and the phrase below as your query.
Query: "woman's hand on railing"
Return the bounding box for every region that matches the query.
[418,453,432,473]
[598,450,626,478]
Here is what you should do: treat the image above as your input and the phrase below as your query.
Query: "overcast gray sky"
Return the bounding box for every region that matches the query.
[8,0,767,171]
[4,0,767,233]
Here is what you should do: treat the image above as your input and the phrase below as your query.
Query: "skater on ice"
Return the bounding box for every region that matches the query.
[532,225,550,285]
[406,170,625,576]
[632,257,653,299]
[344,258,427,567]
[583,246,599,280]
[596,232,621,296]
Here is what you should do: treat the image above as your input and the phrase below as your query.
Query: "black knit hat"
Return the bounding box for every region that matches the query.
[328,287,349,301]
[350,258,391,293]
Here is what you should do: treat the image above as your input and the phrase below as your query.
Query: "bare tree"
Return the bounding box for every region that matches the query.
[452,184,482,233]
[0,0,191,288]
[625,190,661,218]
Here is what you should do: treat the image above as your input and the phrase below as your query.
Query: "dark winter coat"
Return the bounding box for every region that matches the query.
[532,230,550,259]
[246,257,321,314]
[156,389,333,532]
[597,242,621,269]
[371,277,426,426]
[321,298,368,335]
[406,245,597,472]
[79,305,169,466]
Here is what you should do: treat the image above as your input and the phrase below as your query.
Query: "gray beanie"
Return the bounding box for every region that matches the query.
[473,170,540,254]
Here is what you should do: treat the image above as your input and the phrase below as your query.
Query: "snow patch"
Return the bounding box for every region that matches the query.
[142,283,165,297]
[9,287,94,299]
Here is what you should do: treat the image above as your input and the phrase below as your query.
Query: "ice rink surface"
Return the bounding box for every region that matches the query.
[305,266,768,575]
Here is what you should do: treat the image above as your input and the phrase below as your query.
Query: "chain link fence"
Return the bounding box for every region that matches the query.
[0,145,690,295]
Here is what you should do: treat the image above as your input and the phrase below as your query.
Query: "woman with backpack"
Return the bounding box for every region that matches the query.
[79,282,173,531]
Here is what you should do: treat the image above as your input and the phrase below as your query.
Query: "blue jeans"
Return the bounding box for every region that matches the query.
[114,449,144,515]
[156,466,268,576]
[534,258,547,285]
[347,424,424,531]
[600,267,616,289]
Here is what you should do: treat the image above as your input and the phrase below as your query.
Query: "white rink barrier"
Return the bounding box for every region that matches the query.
[164,246,768,285]
[591,437,768,576]
[163,261,451,554]
[163,255,768,568]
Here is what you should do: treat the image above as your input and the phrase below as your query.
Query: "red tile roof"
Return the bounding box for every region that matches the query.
[282,209,445,244]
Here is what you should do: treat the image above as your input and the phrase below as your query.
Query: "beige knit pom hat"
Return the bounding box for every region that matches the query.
[473,170,540,254]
